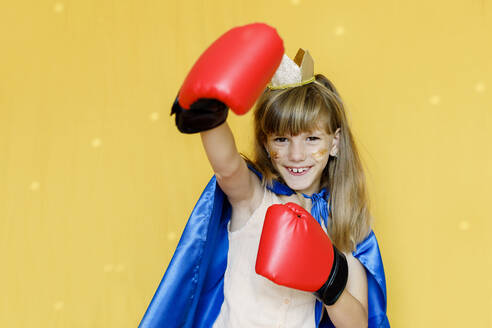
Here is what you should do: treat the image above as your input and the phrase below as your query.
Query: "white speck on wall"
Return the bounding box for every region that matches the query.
[167,231,177,241]
[459,221,470,231]
[53,2,64,13]
[475,82,485,93]
[149,112,160,121]
[53,301,65,311]
[429,95,441,105]
[334,26,345,36]
[30,181,40,191]
[91,138,102,148]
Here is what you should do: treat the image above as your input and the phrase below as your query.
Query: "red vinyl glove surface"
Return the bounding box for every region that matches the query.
[255,202,335,292]
[178,23,284,115]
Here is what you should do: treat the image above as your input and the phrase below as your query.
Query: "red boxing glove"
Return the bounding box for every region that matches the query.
[255,203,348,305]
[179,23,283,114]
[171,23,284,134]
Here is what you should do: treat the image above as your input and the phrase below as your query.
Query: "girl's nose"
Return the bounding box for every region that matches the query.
[288,141,306,162]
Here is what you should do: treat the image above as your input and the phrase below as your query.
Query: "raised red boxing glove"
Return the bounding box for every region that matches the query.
[179,23,283,114]
[255,202,348,305]
[171,23,284,133]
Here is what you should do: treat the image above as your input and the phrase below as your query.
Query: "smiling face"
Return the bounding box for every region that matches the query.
[253,78,345,192]
[266,128,338,195]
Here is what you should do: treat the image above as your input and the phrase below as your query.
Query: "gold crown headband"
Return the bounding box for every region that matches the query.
[268,48,315,90]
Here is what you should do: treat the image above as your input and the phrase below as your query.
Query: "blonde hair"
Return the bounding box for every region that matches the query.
[251,74,371,252]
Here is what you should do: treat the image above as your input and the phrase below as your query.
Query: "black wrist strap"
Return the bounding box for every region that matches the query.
[171,96,228,134]
[314,245,349,306]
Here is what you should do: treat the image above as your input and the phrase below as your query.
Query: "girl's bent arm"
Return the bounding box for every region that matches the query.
[200,122,260,207]
[325,253,369,327]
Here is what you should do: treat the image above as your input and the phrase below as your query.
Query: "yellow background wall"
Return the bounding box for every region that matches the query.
[1,0,491,327]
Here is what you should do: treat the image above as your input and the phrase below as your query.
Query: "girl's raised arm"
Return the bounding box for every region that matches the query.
[171,24,284,204]
[200,123,255,205]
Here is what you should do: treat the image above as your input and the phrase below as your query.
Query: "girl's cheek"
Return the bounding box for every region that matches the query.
[311,148,328,162]
[268,145,283,160]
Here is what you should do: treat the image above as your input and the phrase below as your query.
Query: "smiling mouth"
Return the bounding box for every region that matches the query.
[286,166,311,176]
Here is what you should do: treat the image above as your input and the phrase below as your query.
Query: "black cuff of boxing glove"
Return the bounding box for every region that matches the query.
[171,96,228,134]
[313,245,348,306]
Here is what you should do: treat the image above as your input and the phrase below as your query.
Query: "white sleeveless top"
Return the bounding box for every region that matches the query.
[213,188,317,328]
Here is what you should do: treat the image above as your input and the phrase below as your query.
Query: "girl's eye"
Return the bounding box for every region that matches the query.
[274,137,288,143]
[307,136,320,141]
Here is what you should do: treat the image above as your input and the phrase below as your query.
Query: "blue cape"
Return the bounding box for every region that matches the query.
[139,176,390,327]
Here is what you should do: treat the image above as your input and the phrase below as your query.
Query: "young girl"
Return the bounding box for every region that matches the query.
[139,23,388,328]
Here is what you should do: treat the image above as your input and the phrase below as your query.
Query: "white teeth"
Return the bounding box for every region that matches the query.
[290,167,308,173]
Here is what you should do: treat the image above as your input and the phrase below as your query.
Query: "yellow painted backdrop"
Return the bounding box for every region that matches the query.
[1,0,491,327]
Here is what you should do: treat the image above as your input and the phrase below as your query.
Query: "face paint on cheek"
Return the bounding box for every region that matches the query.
[312,149,328,162]
[270,151,279,160]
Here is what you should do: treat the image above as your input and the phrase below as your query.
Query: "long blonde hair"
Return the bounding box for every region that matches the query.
[251,74,371,252]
